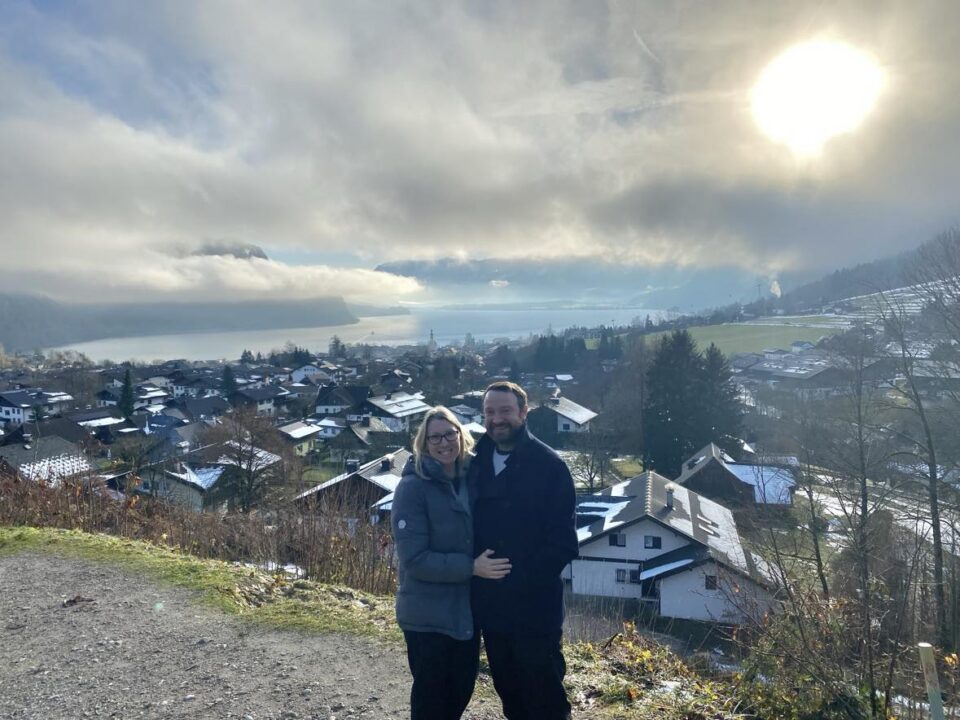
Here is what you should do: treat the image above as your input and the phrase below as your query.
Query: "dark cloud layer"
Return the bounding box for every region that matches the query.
[0,0,958,302]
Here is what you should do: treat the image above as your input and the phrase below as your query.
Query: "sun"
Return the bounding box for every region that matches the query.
[751,40,884,157]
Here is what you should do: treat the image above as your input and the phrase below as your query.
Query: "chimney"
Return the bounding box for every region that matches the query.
[665,483,675,511]
[380,455,392,472]
[549,396,560,405]
[345,458,359,473]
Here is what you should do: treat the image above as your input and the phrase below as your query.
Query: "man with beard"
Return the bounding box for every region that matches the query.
[470,381,578,719]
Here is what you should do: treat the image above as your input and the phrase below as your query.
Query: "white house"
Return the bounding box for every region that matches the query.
[364,391,431,432]
[0,391,36,424]
[0,389,75,424]
[291,365,334,384]
[570,471,776,623]
[531,395,598,433]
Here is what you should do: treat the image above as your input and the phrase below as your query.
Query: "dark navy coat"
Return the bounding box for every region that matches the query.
[469,426,578,638]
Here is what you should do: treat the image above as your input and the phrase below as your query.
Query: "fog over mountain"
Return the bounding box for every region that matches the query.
[0,294,355,353]
[378,258,813,310]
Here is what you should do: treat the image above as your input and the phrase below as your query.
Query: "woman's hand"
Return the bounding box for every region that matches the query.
[473,549,512,579]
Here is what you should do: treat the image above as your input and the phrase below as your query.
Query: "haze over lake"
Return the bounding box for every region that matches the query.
[52,306,657,363]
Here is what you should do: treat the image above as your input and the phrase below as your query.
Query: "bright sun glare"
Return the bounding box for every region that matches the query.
[751,40,884,157]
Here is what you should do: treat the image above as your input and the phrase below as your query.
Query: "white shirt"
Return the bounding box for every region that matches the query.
[493,449,511,476]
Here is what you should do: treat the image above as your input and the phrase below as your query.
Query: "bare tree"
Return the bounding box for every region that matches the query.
[203,408,289,512]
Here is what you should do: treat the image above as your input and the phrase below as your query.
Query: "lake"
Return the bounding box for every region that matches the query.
[52,306,660,362]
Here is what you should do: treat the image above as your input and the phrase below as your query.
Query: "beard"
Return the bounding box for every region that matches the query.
[488,421,524,448]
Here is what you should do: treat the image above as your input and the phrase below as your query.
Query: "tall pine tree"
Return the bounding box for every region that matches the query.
[642,331,742,477]
[119,368,135,419]
[222,364,238,396]
[700,343,743,454]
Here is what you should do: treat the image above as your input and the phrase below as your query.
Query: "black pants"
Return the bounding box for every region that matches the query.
[404,630,480,720]
[482,630,572,720]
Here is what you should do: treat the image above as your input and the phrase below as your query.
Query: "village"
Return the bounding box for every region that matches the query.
[4,313,958,634]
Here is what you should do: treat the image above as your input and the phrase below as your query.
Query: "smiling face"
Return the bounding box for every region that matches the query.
[424,417,461,472]
[483,389,527,450]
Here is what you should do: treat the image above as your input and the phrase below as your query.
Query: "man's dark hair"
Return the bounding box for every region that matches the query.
[484,381,528,411]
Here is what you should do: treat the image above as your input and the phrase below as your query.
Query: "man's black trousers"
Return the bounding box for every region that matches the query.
[482,630,572,720]
[403,630,479,720]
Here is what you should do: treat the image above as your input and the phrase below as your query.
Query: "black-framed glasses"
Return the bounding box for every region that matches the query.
[426,429,461,445]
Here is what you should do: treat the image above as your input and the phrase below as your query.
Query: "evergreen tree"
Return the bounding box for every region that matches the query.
[700,343,743,453]
[642,330,706,477]
[222,364,238,396]
[642,333,743,476]
[240,349,255,364]
[119,368,135,419]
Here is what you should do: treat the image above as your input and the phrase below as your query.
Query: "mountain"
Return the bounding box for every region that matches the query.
[0,294,356,352]
[191,241,270,260]
[774,244,927,313]
[376,258,774,311]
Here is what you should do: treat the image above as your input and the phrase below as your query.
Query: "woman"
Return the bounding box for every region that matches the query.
[392,406,511,720]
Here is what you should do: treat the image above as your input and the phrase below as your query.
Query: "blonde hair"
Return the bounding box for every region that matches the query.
[412,405,475,477]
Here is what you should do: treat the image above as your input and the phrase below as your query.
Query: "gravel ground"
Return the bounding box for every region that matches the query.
[0,552,503,720]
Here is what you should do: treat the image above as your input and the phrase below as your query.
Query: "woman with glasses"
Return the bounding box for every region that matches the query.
[392,406,512,720]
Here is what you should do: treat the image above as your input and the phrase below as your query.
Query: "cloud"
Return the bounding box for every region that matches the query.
[0,0,958,303]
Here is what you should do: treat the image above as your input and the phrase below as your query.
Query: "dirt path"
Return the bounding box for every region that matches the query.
[0,552,503,720]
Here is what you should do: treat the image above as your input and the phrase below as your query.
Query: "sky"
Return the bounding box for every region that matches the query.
[1,0,958,305]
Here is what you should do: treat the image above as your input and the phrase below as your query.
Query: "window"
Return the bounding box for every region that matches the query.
[609,533,626,547]
[629,570,641,584]
[562,423,571,431]
[615,569,627,583]
[644,535,662,549]
[705,575,718,590]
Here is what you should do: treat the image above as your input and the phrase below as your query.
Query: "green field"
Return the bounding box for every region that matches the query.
[645,322,837,356]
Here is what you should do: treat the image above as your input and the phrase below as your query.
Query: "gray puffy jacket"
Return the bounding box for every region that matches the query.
[392,456,474,640]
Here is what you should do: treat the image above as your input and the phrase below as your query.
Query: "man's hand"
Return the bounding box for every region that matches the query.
[473,549,512,579]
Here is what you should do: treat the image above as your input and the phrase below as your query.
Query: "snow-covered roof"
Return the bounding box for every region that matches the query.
[76,416,126,428]
[317,417,347,429]
[218,441,281,471]
[166,464,225,491]
[295,449,412,501]
[366,392,430,419]
[726,464,795,504]
[540,397,597,425]
[576,471,774,588]
[638,558,694,581]
[462,422,487,436]
[279,421,322,440]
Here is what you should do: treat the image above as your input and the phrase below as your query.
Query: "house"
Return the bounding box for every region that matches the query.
[571,471,776,623]
[0,436,94,485]
[290,364,333,384]
[315,384,370,417]
[278,421,323,456]
[140,441,282,512]
[675,443,795,506]
[97,387,121,407]
[363,391,431,432]
[448,404,482,426]
[295,450,411,518]
[0,389,74,424]
[527,395,598,436]
[170,395,231,423]
[0,390,36,424]
[153,462,227,512]
[229,386,286,417]
[325,416,403,462]
[0,417,95,453]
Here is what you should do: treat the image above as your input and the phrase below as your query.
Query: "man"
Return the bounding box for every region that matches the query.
[470,381,579,719]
